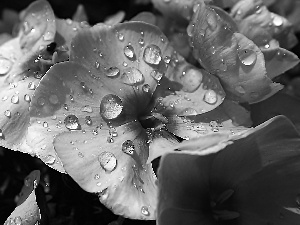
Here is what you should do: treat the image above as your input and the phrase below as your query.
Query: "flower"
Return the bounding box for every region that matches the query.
[157,115,300,225]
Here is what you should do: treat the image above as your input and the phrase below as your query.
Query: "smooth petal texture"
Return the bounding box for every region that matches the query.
[53,121,157,220]
[153,53,225,116]
[104,11,125,26]
[72,4,88,23]
[147,129,179,163]
[166,100,250,140]
[70,22,173,115]
[0,77,39,151]
[4,170,41,225]
[190,1,283,103]
[157,152,215,225]
[262,47,300,79]
[231,0,298,49]
[18,0,56,51]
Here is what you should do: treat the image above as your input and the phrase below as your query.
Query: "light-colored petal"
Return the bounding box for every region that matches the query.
[190,1,283,103]
[53,121,157,220]
[72,4,88,23]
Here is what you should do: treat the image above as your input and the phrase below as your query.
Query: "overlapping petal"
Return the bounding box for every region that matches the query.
[4,170,41,225]
[189,1,283,103]
[158,115,300,225]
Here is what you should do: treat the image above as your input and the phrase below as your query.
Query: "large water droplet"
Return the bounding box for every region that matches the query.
[150,70,163,81]
[64,115,81,130]
[45,155,56,165]
[237,49,257,66]
[11,95,19,104]
[106,67,120,77]
[98,152,117,172]
[124,45,136,60]
[141,206,150,216]
[121,67,144,85]
[203,90,217,104]
[0,57,12,75]
[24,94,31,102]
[186,23,195,37]
[100,94,123,120]
[122,140,135,155]
[273,14,283,26]
[143,44,162,65]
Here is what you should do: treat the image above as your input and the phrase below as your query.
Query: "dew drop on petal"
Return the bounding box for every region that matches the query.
[64,115,81,130]
[98,152,117,172]
[121,67,144,85]
[81,105,93,113]
[45,155,56,165]
[28,82,36,90]
[124,45,136,60]
[273,15,283,26]
[95,61,100,69]
[11,95,19,104]
[203,90,217,104]
[142,84,150,93]
[0,57,12,75]
[24,94,31,102]
[141,206,150,216]
[106,67,120,77]
[143,44,162,65]
[118,33,124,41]
[4,110,11,118]
[182,108,197,116]
[122,140,135,155]
[237,49,257,66]
[43,122,48,128]
[85,116,92,125]
[0,129,4,139]
[100,94,123,120]
[186,23,195,37]
[94,174,100,180]
[138,38,144,46]
[150,70,163,81]
[43,31,54,41]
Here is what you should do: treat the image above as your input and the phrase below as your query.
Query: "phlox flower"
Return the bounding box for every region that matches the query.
[157,115,300,225]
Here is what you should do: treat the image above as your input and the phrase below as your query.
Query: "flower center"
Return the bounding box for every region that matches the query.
[210,189,240,221]
[138,112,168,131]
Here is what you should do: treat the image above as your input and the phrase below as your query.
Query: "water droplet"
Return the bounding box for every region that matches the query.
[182,108,197,116]
[64,115,81,130]
[142,84,150,93]
[106,67,120,77]
[0,129,4,139]
[124,45,136,60]
[100,94,123,120]
[264,43,270,49]
[150,70,163,81]
[28,82,36,90]
[121,67,144,85]
[138,38,144,46]
[81,105,93,113]
[49,94,59,105]
[4,110,11,118]
[164,56,171,64]
[64,103,69,110]
[0,57,12,75]
[117,33,124,41]
[95,61,100,69]
[141,206,150,216]
[107,136,114,143]
[78,152,84,158]
[45,155,56,165]
[187,23,195,37]
[2,96,8,101]
[203,90,217,104]
[85,116,92,125]
[237,49,257,66]
[143,44,162,65]
[109,127,118,137]
[14,217,22,225]
[43,122,48,128]
[11,95,19,104]
[98,152,117,172]
[24,94,31,102]
[273,15,283,26]
[94,174,100,180]
[122,140,135,155]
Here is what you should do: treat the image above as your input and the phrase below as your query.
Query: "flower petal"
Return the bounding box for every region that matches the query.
[4,170,41,225]
[18,0,56,51]
[154,53,225,116]
[104,11,125,26]
[147,129,179,163]
[190,1,283,103]
[231,0,298,49]
[53,121,157,220]
[262,47,300,79]
[72,4,88,23]
[0,77,39,151]
[157,152,215,224]
[166,99,250,140]
[70,22,173,113]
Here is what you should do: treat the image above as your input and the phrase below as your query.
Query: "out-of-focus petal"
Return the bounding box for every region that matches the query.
[70,22,173,115]
[105,11,125,26]
[53,121,157,220]
[130,12,157,25]
[153,53,225,116]
[262,46,300,79]
[190,1,283,103]
[4,170,41,225]
[166,99,250,140]
[72,4,88,23]
[0,77,39,151]
[157,152,215,225]
[231,0,298,49]
[147,129,179,163]
[0,33,11,45]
